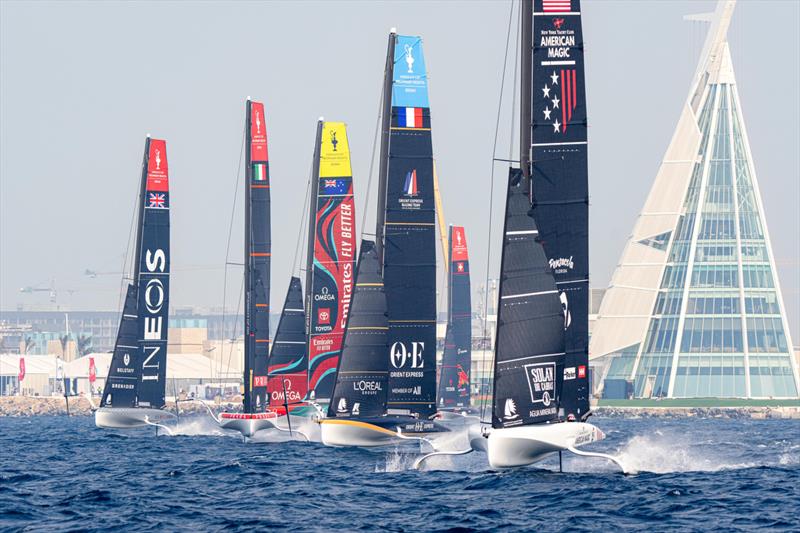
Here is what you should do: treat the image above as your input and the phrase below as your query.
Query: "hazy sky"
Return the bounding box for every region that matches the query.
[1,1,798,340]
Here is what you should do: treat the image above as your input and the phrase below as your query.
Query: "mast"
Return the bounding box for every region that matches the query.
[243,99,254,413]
[305,119,324,322]
[520,0,533,179]
[375,29,396,268]
[243,98,271,413]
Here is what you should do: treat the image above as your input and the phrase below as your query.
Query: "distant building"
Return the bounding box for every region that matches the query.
[589,1,800,400]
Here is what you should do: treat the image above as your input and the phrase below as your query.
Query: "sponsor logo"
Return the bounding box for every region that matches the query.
[548,256,574,273]
[330,130,338,152]
[574,430,593,446]
[389,342,425,369]
[315,286,336,301]
[352,402,360,415]
[524,362,556,406]
[270,379,301,402]
[564,367,576,380]
[404,43,415,73]
[318,308,331,325]
[560,291,572,329]
[155,149,162,170]
[336,397,347,414]
[578,365,587,379]
[253,376,268,387]
[553,17,565,29]
[403,169,418,196]
[255,109,262,134]
[352,380,382,395]
[123,353,130,366]
[503,398,520,421]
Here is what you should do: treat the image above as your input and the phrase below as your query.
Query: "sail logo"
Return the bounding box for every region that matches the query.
[390,342,424,369]
[352,380,382,396]
[541,69,578,134]
[456,262,465,273]
[336,397,348,414]
[352,402,360,415]
[318,308,331,325]
[543,0,572,12]
[503,398,520,421]
[141,248,167,382]
[123,353,130,366]
[330,130,338,152]
[578,365,586,379]
[253,163,268,181]
[548,256,574,273]
[403,169,418,196]
[552,17,565,29]
[404,43,415,73]
[524,362,556,407]
[564,367,576,381]
[315,286,336,301]
[560,292,571,330]
[154,149,162,170]
[255,110,262,134]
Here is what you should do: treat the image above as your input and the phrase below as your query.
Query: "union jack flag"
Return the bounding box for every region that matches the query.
[148,192,166,208]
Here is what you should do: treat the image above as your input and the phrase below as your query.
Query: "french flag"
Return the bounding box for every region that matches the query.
[398,107,423,128]
[404,169,418,196]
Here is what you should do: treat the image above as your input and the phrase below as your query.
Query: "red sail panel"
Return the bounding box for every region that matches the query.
[146,139,169,192]
[307,122,356,399]
[450,225,469,263]
[250,101,269,162]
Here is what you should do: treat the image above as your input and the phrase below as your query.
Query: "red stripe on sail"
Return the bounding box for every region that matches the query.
[561,69,566,132]
[566,70,572,125]
[572,70,577,118]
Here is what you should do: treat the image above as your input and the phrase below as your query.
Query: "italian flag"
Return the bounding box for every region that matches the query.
[253,163,267,181]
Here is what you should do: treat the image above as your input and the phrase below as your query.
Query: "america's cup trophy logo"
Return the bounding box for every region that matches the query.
[404,44,414,73]
[456,230,462,247]
[255,110,262,134]
[155,149,162,170]
[331,130,338,152]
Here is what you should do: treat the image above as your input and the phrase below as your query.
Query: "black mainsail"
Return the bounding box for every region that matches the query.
[492,0,590,428]
[101,137,170,410]
[379,33,437,418]
[243,99,271,413]
[327,240,389,419]
[437,225,472,410]
[267,277,307,410]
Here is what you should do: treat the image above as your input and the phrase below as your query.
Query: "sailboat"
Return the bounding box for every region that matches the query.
[218,98,277,437]
[419,0,623,470]
[96,136,174,429]
[304,120,357,408]
[266,118,357,422]
[319,30,448,446]
[436,225,474,417]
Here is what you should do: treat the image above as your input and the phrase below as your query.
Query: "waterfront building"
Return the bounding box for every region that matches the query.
[590,1,800,400]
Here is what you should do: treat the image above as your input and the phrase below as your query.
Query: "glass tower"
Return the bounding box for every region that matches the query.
[590,0,799,399]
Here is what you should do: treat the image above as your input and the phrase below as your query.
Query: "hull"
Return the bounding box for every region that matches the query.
[487,422,604,468]
[219,412,278,437]
[94,407,176,429]
[320,416,448,448]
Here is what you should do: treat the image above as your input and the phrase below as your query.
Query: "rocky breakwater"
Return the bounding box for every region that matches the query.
[595,405,800,419]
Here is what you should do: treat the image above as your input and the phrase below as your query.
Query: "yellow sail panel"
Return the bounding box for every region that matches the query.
[319,122,352,177]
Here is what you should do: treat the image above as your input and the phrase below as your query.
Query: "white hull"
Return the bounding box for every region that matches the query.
[319,419,401,447]
[94,407,176,429]
[487,422,603,468]
[218,414,278,437]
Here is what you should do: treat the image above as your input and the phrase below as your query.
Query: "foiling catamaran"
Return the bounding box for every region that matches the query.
[418,0,623,470]
[218,98,278,437]
[319,30,449,447]
[95,136,173,429]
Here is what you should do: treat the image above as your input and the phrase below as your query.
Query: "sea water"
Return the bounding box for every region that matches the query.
[0,415,797,531]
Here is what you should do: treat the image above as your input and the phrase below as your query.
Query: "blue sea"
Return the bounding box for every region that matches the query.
[1,415,798,531]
